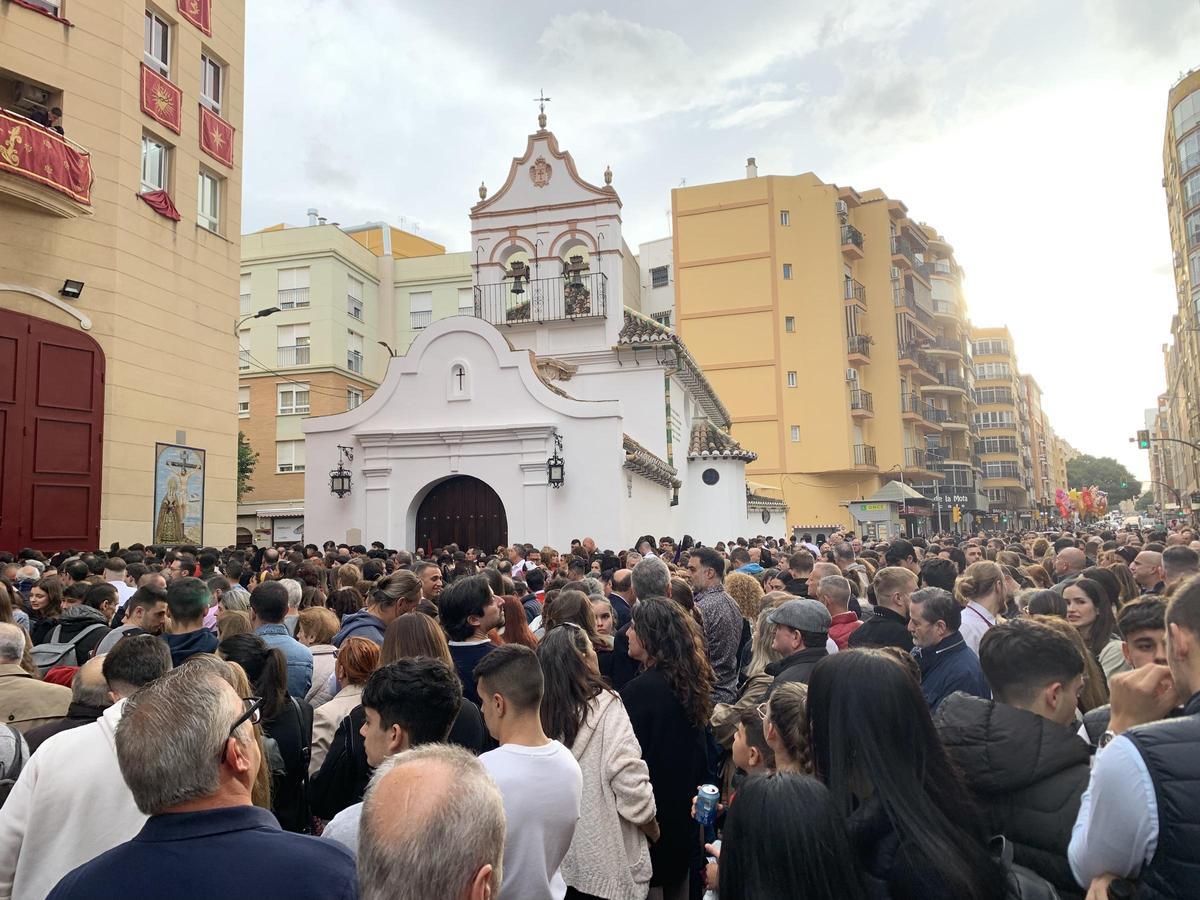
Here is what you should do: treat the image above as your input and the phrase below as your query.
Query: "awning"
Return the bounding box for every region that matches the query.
[255,507,305,519]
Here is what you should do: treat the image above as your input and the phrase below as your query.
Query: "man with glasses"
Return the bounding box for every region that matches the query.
[44,662,356,899]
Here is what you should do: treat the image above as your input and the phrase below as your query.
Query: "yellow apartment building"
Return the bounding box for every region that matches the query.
[971,326,1033,525]
[237,216,469,543]
[1,0,244,548]
[671,164,989,531]
[1158,68,1200,499]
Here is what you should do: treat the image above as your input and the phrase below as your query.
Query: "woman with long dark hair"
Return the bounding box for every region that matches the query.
[807,649,1004,900]
[27,576,64,645]
[717,773,866,900]
[1063,577,1126,680]
[218,633,313,832]
[539,625,658,900]
[620,597,714,900]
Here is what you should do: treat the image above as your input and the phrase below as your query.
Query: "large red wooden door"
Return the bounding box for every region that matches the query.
[0,309,104,551]
[415,476,507,553]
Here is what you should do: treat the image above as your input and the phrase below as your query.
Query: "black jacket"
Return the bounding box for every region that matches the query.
[620,667,708,887]
[765,646,828,695]
[43,605,111,664]
[263,696,314,833]
[934,691,1090,898]
[847,605,912,651]
[23,701,108,753]
[609,622,642,691]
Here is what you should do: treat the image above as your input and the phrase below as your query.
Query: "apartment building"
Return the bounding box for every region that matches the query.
[670,162,990,531]
[1,0,244,548]
[969,326,1034,525]
[1157,68,1200,500]
[237,216,468,542]
[636,236,675,328]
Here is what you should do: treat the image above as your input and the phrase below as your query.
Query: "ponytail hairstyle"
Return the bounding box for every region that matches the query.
[217,633,289,721]
[955,561,1005,611]
[370,571,421,612]
[766,681,812,773]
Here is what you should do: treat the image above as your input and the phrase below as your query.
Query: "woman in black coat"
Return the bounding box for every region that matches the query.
[219,634,313,833]
[620,598,714,899]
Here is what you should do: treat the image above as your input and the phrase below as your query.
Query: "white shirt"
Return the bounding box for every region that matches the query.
[321,802,362,855]
[958,601,996,654]
[1068,734,1158,886]
[481,741,582,900]
[108,579,136,607]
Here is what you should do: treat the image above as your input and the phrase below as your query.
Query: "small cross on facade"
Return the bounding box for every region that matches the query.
[533,90,551,128]
[454,365,465,390]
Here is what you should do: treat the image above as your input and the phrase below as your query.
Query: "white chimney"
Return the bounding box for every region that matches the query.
[746,157,758,179]
[307,207,318,226]
[318,216,327,226]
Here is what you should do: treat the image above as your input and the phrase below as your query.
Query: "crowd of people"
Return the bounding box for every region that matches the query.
[0,524,1198,899]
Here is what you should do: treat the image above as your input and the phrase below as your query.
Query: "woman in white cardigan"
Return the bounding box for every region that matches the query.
[538,624,659,900]
[297,607,341,707]
[308,635,379,775]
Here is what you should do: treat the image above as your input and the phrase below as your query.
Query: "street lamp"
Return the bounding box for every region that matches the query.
[547,433,564,488]
[329,445,354,499]
[233,306,281,336]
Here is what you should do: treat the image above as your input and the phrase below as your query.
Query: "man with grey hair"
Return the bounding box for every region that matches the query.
[816,574,861,649]
[0,622,70,734]
[359,743,505,900]
[907,586,989,713]
[611,557,672,689]
[278,577,303,636]
[45,662,355,899]
[0,635,170,900]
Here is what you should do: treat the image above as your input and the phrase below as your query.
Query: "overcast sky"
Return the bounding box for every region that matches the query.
[243,0,1200,483]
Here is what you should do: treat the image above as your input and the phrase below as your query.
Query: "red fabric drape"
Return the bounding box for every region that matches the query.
[199,105,235,168]
[138,189,181,221]
[0,108,92,204]
[177,0,211,35]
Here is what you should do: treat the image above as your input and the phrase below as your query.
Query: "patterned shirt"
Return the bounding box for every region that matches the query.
[694,584,743,704]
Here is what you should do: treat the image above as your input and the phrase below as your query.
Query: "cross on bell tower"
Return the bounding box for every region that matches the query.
[532,90,551,130]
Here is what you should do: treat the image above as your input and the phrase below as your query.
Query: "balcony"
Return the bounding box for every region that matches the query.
[850,388,874,417]
[278,287,310,309]
[940,410,971,430]
[277,344,310,366]
[473,272,608,325]
[847,333,872,362]
[926,336,966,357]
[933,298,959,318]
[893,286,936,330]
[841,224,864,259]
[890,234,917,269]
[0,108,94,217]
[897,343,939,383]
[901,393,944,430]
[854,443,877,467]
[843,278,866,308]
[903,446,943,477]
[926,372,970,395]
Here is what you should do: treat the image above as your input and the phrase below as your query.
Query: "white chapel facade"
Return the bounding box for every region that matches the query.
[302,113,785,550]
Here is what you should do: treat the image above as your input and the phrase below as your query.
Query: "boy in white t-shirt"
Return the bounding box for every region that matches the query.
[476,644,582,900]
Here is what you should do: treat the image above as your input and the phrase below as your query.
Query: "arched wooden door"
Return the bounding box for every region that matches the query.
[415,476,507,553]
[0,308,105,551]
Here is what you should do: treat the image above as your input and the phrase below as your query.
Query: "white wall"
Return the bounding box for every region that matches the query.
[637,236,674,324]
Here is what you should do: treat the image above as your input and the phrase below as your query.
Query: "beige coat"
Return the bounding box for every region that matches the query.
[309,683,363,775]
[0,664,70,734]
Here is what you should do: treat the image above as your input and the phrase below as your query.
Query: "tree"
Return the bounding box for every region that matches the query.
[1135,492,1156,511]
[1066,454,1141,504]
[237,431,258,503]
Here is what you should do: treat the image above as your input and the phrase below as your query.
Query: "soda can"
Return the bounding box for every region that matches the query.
[694,784,720,825]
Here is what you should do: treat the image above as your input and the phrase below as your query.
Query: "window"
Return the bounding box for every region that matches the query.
[1181,131,1200,174]
[238,329,250,369]
[1188,211,1200,249]
[651,311,672,327]
[410,291,433,330]
[347,388,363,410]
[347,331,364,373]
[276,323,310,366]
[779,210,790,226]
[974,410,1015,429]
[785,316,795,333]
[786,371,797,388]
[1174,90,1200,138]
[276,440,305,474]
[197,169,220,232]
[24,0,60,14]
[974,362,1011,380]
[782,263,793,280]
[144,9,170,75]
[790,426,801,442]
[140,134,168,192]
[277,267,310,308]
[200,53,222,113]
[650,266,669,288]
[238,386,249,417]
[972,339,1009,356]
[973,387,1014,405]
[347,275,364,320]
[983,461,1021,480]
[977,436,1019,454]
[239,274,251,315]
[458,287,474,315]
[277,383,310,415]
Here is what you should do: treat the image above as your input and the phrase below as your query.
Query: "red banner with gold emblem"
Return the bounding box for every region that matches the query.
[140,64,182,134]
[177,0,211,35]
[0,108,92,205]
[199,105,234,168]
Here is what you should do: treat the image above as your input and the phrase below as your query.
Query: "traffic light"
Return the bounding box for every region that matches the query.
[951,505,962,524]
[1137,430,1151,449]
[1121,482,1128,488]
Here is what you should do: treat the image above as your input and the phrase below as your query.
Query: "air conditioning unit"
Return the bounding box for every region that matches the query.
[12,82,50,111]
[845,368,859,382]
[835,200,848,222]
[890,267,901,280]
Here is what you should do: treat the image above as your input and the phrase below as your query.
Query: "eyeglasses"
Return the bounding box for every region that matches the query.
[221,696,263,757]
[756,701,770,722]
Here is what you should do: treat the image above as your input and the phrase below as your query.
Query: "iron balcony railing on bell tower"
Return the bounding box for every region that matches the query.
[472,272,608,325]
